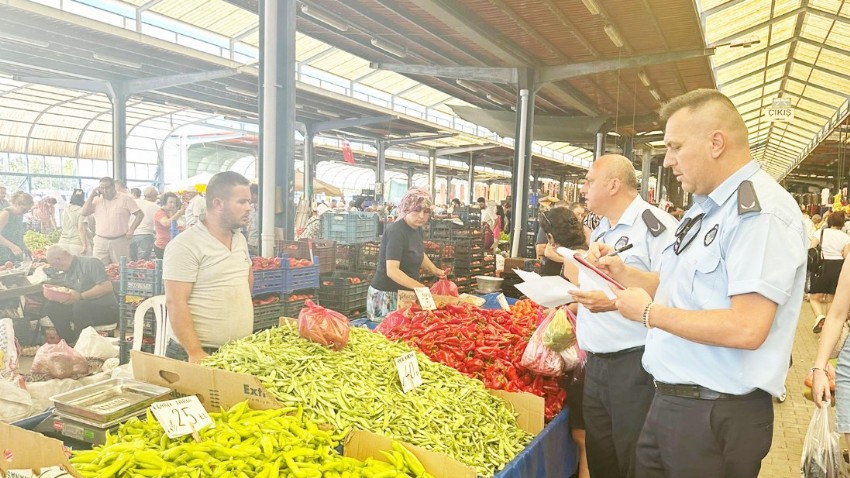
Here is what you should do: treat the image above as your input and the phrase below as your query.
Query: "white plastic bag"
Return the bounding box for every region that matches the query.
[30,340,89,379]
[74,326,119,360]
[0,380,34,423]
[801,405,849,478]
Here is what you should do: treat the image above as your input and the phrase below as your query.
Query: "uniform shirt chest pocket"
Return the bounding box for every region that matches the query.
[686,248,726,308]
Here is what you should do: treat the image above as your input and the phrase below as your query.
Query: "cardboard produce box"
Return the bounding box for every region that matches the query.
[0,422,82,478]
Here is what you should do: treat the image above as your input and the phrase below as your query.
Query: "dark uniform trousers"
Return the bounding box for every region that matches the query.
[583,347,655,478]
[636,390,773,478]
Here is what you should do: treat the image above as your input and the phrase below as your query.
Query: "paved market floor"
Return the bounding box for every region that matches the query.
[760,300,822,477]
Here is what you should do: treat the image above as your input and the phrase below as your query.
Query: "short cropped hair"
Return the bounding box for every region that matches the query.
[99,177,115,187]
[206,171,250,208]
[659,89,740,123]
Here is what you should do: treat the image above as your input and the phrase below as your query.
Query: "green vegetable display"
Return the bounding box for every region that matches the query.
[23,230,60,251]
[71,401,434,478]
[204,325,532,476]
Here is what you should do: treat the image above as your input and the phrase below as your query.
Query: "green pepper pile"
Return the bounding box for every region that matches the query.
[71,401,433,478]
[204,325,532,476]
[23,230,60,251]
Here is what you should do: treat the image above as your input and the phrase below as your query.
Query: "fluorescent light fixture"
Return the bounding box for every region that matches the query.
[486,93,509,106]
[604,24,624,48]
[92,53,141,69]
[456,80,479,92]
[580,0,601,15]
[649,89,662,101]
[300,5,349,32]
[638,71,651,87]
[0,32,49,48]
[370,38,406,58]
[226,86,257,98]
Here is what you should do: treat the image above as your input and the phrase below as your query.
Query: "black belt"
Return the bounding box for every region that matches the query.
[655,381,767,401]
[589,345,644,359]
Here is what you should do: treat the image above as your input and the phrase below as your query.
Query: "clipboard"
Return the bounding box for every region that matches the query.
[556,247,626,298]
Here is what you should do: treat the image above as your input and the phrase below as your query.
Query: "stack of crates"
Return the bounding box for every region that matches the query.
[321,212,379,245]
[525,218,539,259]
[334,244,359,272]
[428,220,486,294]
[482,253,497,276]
[275,240,336,275]
[117,257,163,363]
[423,239,455,272]
[280,291,317,321]
[250,255,321,331]
[250,256,285,332]
[454,206,482,227]
[318,272,370,318]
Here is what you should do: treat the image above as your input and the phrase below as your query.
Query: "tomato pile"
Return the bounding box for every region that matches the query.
[286,293,312,302]
[105,263,119,281]
[252,294,280,306]
[287,257,313,268]
[378,300,567,420]
[126,260,156,269]
[251,256,281,271]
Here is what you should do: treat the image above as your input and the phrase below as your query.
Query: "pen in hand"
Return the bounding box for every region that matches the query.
[606,243,634,257]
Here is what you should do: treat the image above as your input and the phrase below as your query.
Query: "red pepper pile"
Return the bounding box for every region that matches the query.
[377,300,567,420]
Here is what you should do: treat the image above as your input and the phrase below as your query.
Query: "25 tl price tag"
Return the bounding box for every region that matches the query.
[395,351,423,393]
[413,287,436,310]
[150,396,215,439]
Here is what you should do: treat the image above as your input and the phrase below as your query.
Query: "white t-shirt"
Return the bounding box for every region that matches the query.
[184,195,207,227]
[133,198,160,235]
[819,228,850,260]
[162,221,253,348]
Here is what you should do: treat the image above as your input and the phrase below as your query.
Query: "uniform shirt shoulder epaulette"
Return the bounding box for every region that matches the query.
[641,209,667,237]
[737,180,761,215]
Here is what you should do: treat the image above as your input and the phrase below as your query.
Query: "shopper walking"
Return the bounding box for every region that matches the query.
[568,154,677,478]
[130,187,160,261]
[810,211,850,333]
[57,189,89,256]
[367,187,445,321]
[596,89,806,477]
[32,197,57,234]
[0,191,34,263]
[153,192,186,260]
[81,177,144,265]
[163,172,254,363]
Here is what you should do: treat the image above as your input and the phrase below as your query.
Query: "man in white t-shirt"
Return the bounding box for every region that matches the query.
[130,187,160,261]
[184,185,207,228]
[163,172,254,363]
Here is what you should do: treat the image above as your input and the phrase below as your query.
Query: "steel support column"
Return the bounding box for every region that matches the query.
[375,141,387,203]
[407,167,414,190]
[656,163,665,205]
[641,150,652,201]
[428,150,437,200]
[110,90,128,184]
[559,176,566,201]
[623,136,634,160]
[511,70,535,258]
[304,131,315,202]
[467,155,476,205]
[594,129,606,160]
[446,175,452,202]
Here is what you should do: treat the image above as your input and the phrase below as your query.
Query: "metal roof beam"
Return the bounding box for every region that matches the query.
[125,68,240,94]
[369,63,516,84]
[785,77,850,102]
[384,133,456,146]
[136,0,166,32]
[715,37,794,70]
[728,77,783,100]
[12,76,111,94]
[310,115,397,134]
[437,144,499,156]
[708,7,803,46]
[538,49,715,85]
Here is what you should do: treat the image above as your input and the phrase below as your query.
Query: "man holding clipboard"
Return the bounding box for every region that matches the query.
[590,89,806,477]
[567,154,677,478]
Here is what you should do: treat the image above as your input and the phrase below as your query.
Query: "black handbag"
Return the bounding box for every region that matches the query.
[808,229,825,277]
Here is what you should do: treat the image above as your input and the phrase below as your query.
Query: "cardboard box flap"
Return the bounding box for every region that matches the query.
[0,422,82,478]
[397,291,465,310]
[130,351,280,412]
[490,390,545,435]
[344,429,475,478]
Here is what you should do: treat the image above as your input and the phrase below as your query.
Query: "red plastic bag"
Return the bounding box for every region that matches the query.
[375,309,410,335]
[30,340,89,379]
[297,300,350,351]
[520,309,565,376]
[430,278,458,297]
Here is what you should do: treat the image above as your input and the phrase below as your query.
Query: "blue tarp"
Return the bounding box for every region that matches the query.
[494,408,577,478]
[480,292,519,310]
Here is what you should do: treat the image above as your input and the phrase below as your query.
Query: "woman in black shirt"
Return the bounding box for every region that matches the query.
[368,188,445,320]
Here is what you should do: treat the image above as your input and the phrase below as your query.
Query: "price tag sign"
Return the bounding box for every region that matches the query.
[150,396,214,439]
[496,293,510,311]
[413,287,436,310]
[395,351,423,393]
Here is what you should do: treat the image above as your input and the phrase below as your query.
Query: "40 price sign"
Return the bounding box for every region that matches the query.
[150,396,215,439]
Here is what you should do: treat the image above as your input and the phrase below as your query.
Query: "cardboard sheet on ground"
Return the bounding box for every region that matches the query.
[514,275,579,308]
[556,247,625,299]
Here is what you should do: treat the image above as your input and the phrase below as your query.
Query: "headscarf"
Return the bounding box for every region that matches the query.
[395,187,433,221]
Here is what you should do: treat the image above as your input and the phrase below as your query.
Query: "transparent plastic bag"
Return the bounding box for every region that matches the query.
[542,308,576,352]
[430,278,458,297]
[30,340,90,379]
[74,326,118,360]
[375,309,409,336]
[520,310,565,376]
[801,405,849,478]
[297,299,350,351]
[559,309,587,373]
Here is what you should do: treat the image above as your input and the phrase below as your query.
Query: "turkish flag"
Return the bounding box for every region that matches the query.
[342,139,355,165]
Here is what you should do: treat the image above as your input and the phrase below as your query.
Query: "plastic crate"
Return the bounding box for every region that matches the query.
[335,244,359,271]
[318,272,369,316]
[281,291,315,318]
[119,257,163,297]
[253,302,283,332]
[117,299,157,364]
[274,240,310,258]
[355,242,381,271]
[321,212,379,244]
[304,239,336,274]
[252,267,284,296]
[282,255,320,293]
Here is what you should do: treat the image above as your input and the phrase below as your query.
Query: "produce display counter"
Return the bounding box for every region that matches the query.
[494,407,576,478]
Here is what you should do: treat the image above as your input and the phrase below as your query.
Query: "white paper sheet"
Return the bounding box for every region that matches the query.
[556,247,624,300]
[512,268,541,282]
[514,275,579,308]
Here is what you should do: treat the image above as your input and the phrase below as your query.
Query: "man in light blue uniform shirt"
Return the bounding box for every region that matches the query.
[593,89,806,478]
[569,154,677,478]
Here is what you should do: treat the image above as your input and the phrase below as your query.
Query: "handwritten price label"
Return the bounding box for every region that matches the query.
[150,396,214,439]
[395,351,423,393]
[413,287,436,310]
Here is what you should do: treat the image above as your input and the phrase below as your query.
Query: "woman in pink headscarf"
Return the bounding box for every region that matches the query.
[367,187,446,321]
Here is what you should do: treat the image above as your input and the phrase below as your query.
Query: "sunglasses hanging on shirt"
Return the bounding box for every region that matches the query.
[673,212,705,255]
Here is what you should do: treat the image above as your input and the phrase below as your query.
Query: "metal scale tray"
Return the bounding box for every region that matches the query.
[50,378,171,424]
